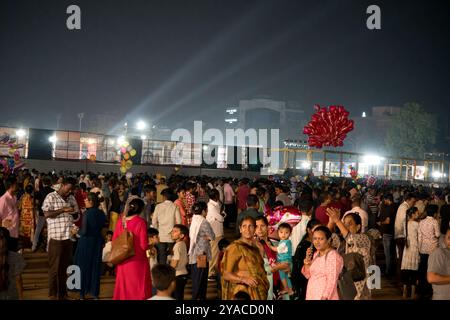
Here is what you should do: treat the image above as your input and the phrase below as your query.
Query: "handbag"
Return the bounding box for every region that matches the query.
[338,269,357,300]
[197,253,207,268]
[109,216,135,265]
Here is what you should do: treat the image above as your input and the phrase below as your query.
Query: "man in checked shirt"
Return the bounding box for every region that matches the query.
[42,177,80,300]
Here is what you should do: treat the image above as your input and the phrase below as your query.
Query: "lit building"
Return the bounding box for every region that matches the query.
[86,112,125,135]
[346,106,401,154]
[233,96,305,141]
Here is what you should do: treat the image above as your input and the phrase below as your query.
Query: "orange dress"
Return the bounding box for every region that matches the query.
[19,193,35,246]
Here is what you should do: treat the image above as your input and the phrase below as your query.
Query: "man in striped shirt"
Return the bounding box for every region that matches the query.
[42,177,79,300]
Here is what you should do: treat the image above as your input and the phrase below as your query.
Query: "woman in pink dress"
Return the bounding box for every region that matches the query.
[301,226,343,300]
[113,197,152,300]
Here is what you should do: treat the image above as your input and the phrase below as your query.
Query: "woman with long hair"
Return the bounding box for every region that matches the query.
[73,192,106,299]
[400,206,420,299]
[113,197,152,300]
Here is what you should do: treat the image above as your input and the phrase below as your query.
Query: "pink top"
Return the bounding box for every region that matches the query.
[302,249,343,300]
[223,183,235,204]
[0,191,19,238]
[113,215,152,300]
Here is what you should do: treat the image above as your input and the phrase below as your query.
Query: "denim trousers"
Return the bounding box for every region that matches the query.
[32,215,46,251]
[382,234,395,275]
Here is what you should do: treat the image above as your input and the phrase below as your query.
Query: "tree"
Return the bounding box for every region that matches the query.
[385,102,437,158]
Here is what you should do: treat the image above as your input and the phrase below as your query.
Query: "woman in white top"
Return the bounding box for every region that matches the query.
[401,207,420,299]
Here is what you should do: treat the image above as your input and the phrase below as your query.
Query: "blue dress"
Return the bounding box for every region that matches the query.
[277,239,293,291]
[74,207,106,298]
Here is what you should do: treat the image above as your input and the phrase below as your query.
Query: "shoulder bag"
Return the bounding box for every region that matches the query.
[109,215,135,265]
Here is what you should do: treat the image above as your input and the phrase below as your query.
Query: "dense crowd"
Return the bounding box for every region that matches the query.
[0,168,449,300]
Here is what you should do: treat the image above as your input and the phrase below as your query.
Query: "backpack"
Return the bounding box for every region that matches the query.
[342,252,366,282]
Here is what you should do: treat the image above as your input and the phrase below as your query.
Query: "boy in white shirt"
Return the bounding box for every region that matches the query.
[148,264,176,300]
[170,224,189,300]
[102,231,114,276]
[147,228,159,270]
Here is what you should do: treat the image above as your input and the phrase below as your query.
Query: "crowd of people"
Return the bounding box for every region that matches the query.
[0,168,449,300]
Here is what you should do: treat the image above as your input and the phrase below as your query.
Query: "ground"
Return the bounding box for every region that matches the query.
[22,227,404,300]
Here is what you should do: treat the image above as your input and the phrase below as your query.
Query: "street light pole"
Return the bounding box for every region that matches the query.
[56,114,62,129]
[78,113,84,132]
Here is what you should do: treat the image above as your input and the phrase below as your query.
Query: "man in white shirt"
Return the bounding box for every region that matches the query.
[342,197,369,233]
[152,188,181,264]
[206,189,226,278]
[34,172,42,192]
[394,193,417,277]
[215,179,225,207]
[290,200,313,255]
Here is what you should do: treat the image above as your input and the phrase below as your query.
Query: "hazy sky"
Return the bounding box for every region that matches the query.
[1,0,449,132]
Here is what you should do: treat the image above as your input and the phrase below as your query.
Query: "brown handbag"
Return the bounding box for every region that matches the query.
[197,253,207,268]
[109,216,135,265]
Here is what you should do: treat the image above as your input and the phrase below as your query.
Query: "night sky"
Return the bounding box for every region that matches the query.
[1,0,449,132]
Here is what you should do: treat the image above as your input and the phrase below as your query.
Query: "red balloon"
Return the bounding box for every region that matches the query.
[303,105,354,148]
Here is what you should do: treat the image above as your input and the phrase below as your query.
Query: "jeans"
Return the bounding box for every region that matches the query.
[382,234,395,275]
[32,215,46,251]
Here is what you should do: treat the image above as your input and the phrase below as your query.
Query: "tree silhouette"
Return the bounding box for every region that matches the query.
[385,102,437,158]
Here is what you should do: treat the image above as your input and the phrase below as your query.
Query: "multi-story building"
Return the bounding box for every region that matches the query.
[346,106,401,154]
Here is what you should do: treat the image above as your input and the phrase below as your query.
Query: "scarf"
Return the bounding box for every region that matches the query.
[189,214,205,256]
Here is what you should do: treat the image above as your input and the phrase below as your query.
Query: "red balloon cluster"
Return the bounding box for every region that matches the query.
[303,105,354,148]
